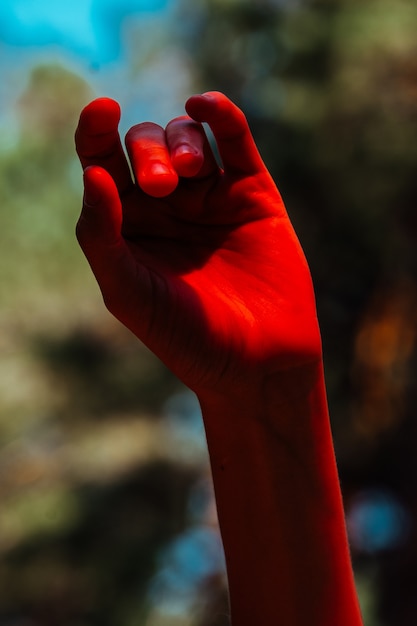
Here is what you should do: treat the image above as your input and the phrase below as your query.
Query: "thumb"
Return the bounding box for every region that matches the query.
[76,166,142,321]
[77,165,123,253]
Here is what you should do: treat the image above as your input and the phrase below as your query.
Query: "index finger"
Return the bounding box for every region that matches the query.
[75,97,133,195]
[185,91,266,176]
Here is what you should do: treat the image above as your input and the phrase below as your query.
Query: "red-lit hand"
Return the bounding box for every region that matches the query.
[75,93,364,626]
[75,92,321,396]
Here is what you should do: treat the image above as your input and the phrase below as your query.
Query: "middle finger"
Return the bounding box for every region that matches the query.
[166,116,219,179]
[125,122,178,198]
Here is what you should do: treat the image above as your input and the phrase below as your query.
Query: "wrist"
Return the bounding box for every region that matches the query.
[197,360,363,626]
[198,359,327,460]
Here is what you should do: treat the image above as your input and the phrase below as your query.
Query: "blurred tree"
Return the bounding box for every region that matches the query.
[17,65,91,149]
[1,1,417,623]
[0,62,201,626]
[174,0,417,624]
[175,0,417,380]
[0,64,93,314]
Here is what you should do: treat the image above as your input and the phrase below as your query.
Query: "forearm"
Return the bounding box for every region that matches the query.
[198,361,363,626]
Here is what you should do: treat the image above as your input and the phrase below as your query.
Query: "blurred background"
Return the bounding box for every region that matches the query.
[0,0,416,624]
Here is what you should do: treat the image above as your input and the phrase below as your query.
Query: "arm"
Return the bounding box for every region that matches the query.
[75,92,363,626]
[200,366,361,625]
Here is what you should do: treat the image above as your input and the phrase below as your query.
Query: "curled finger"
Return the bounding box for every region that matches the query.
[166,116,218,179]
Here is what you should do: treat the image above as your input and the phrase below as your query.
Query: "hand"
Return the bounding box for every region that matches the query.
[75,93,364,626]
[75,92,321,396]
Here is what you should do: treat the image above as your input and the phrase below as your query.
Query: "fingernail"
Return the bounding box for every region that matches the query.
[175,144,193,157]
[149,163,172,177]
[173,145,202,178]
[140,164,178,197]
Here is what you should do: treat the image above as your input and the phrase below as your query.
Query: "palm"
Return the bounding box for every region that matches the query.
[119,174,319,392]
[76,93,321,394]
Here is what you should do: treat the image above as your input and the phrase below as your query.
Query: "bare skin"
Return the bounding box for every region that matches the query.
[75,91,363,626]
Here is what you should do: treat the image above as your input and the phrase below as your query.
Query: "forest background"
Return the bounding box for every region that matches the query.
[0,1,416,625]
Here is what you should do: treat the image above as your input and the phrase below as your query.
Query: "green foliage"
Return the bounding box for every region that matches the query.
[1,1,417,623]
[177,0,417,370]
[0,63,198,626]
[0,65,93,316]
[175,1,417,624]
